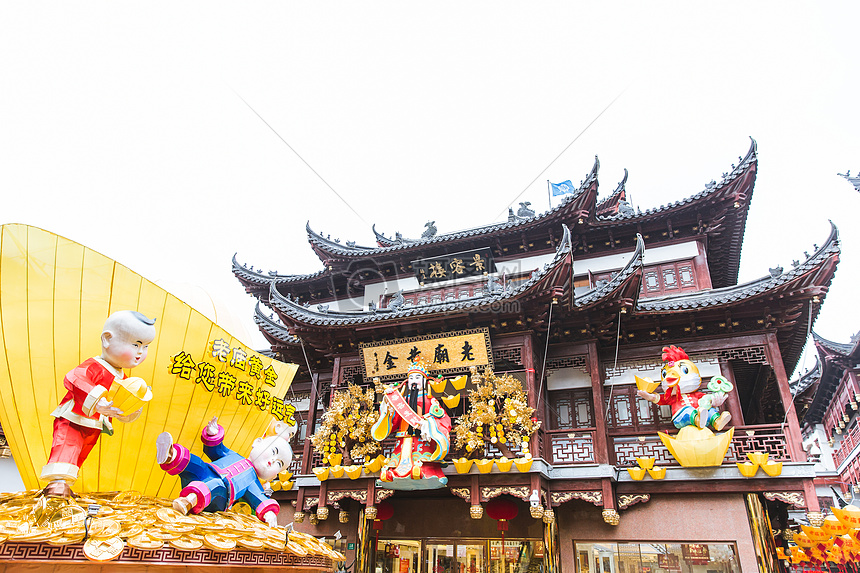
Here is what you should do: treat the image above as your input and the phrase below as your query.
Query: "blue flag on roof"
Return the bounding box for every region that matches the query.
[550,180,575,196]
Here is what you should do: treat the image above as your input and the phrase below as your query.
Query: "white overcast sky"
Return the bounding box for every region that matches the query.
[1,2,857,376]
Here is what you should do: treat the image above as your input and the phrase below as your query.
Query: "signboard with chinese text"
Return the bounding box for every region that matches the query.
[0,224,299,497]
[412,248,494,285]
[360,328,492,381]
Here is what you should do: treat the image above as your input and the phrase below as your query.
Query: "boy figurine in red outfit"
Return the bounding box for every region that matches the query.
[41,310,156,496]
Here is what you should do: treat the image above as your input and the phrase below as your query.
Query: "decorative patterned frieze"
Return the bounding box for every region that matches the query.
[0,542,331,568]
[604,347,768,378]
[551,491,603,507]
[481,486,530,502]
[450,488,471,502]
[546,355,588,375]
[327,490,367,505]
[304,496,320,511]
[493,347,523,366]
[375,489,395,503]
[763,491,805,508]
[618,494,650,510]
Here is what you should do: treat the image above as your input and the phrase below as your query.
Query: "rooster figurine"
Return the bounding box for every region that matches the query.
[636,345,732,431]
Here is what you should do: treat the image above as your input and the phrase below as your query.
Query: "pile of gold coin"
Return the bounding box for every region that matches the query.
[0,490,344,563]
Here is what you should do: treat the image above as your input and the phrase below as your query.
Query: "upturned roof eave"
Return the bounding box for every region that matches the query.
[635,221,839,314]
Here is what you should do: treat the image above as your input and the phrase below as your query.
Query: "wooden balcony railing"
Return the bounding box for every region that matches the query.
[544,428,597,465]
[834,425,860,468]
[612,424,792,467]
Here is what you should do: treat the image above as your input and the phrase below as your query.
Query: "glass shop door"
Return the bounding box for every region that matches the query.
[426,540,486,573]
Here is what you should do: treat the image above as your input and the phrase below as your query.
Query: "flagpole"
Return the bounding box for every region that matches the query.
[547,180,552,211]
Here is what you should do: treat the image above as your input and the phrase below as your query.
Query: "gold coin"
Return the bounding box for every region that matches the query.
[155,507,181,523]
[120,523,144,538]
[237,536,264,550]
[9,526,53,543]
[48,505,86,531]
[286,540,309,556]
[162,523,196,534]
[83,536,124,562]
[113,490,141,504]
[229,501,253,515]
[147,529,181,541]
[127,534,164,550]
[88,517,121,538]
[169,536,203,551]
[263,537,286,551]
[203,533,237,552]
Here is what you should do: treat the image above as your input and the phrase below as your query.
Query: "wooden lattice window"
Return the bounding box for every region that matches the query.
[549,389,594,429]
[604,385,673,434]
[593,259,699,298]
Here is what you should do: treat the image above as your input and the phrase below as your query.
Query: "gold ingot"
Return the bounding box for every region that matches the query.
[822,515,850,537]
[760,461,783,476]
[453,458,473,474]
[204,533,237,552]
[475,459,494,474]
[128,534,164,550]
[312,467,330,481]
[636,457,655,470]
[634,376,660,394]
[647,467,666,479]
[264,536,287,551]
[329,465,345,478]
[832,504,860,529]
[747,451,769,465]
[278,470,293,482]
[429,377,447,394]
[495,457,513,472]
[83,536,124,562]
[169,536,204,551]
[344,465,363,480]
[514,457,533,472]
[103,376,153,417]
[364,456,383,473]
[328,453,343,467]
[441,394,461,408]
[659,426,734,467]
[627,467,646,480]
[269,480,281,492]
[280,480,295,491]
[736,462,759,477]
[800,524,831,542]
[450,375,468,391]
[793,532,813,547]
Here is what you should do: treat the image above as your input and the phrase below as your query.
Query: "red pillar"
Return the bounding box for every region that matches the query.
[587,341,609,465]
[764,332,807,462]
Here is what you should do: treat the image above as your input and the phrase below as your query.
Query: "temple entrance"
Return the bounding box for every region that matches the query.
[374,539,542,573]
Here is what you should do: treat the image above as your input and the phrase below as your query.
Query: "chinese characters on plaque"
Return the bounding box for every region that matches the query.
[360,328,493,380]
[412,248,494,285]
[169,339,296,425]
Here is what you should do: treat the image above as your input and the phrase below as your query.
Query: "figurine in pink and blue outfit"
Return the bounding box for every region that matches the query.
[156,416,296,526]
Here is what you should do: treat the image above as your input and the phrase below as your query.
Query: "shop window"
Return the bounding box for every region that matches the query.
[574,542,740,573]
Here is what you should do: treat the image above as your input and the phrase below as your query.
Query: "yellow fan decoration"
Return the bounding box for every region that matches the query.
[0,224,298,497]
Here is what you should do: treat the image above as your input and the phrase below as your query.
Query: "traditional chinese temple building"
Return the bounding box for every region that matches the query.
[791,331,860,511]
[235,138,841,573]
